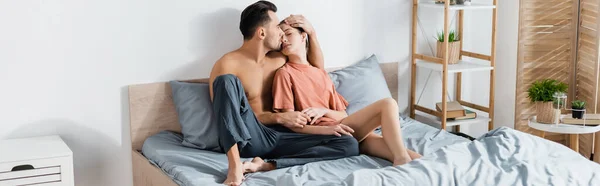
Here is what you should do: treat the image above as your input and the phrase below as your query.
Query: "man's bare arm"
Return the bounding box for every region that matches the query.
[306,32,324,69]
[265,109,311,128]
[256,112,282,125]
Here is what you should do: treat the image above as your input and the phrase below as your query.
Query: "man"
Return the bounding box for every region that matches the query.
[209,1,358,186]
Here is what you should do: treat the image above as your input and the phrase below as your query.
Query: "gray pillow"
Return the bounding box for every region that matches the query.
[328,54,393,115]
[169,81,220,151]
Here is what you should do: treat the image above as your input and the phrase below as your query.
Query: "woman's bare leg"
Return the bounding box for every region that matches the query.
[341,98,416,165]
[360,134,422,161]
[359,133,393,160]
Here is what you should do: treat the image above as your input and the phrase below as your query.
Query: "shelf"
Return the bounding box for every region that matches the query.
[419,1,496,10]
[415,111,491,127]
[416,59,493,73]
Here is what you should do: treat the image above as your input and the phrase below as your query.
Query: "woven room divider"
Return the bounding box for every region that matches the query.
[517,0,600,159]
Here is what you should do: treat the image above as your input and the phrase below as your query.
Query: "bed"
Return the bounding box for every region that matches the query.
[128,62,600,186]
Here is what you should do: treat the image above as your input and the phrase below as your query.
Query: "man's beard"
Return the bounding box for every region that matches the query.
[265,40,281,52]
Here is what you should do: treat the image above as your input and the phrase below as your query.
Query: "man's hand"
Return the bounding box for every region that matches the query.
[320,124,355,137]
[278,111,311,129]
[284,14,315,35]
[301,107,330,125]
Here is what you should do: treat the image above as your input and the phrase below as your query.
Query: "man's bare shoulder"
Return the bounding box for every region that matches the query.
[266,51,286,65]
[218,52,245,67]
[211,51,245,76]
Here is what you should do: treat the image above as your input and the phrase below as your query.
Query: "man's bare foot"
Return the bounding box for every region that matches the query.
[223,165,244,186]
[242,157,275,173]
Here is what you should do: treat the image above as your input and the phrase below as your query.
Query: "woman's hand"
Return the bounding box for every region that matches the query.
[284,14,315,35]
[301,107,330,125]
[320,124,355,137]
[277,111,311,129]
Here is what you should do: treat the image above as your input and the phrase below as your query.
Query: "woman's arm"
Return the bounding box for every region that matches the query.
[289,125,325,135]
[277,108,325,135]
[325,110,348,121]
[291,123,354,137]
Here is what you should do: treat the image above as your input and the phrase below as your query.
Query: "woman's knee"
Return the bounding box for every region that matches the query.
[376,97,398,109]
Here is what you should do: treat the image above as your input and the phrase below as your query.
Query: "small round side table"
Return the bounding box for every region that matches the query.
[529,115,600,155]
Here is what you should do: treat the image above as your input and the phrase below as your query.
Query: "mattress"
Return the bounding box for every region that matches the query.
[141,117,469,186]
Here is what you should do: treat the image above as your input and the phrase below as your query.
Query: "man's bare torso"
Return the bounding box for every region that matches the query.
[209,50,286,115]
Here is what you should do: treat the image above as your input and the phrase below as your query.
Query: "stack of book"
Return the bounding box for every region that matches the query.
[435,101,477,121]
[562,114,600,126]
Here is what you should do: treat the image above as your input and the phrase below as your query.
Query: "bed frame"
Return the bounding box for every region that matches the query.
[128,62,399,186]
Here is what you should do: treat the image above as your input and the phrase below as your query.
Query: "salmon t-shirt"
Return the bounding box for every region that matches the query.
[272,62,348,113]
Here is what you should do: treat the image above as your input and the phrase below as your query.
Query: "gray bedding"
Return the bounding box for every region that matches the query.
[142,117,600,186]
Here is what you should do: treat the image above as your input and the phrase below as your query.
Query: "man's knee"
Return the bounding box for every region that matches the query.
[213,74,244,96]
[338,135,360,157]
[213,74,239,87]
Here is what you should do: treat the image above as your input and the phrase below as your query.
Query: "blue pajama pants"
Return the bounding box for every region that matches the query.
[212,74,359,168]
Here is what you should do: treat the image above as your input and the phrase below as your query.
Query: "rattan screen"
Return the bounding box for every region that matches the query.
[516,0,580,145]
[517,0,600,158]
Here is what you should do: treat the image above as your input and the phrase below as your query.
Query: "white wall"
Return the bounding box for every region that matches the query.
[458,0,520,137]
[0,1,411,186]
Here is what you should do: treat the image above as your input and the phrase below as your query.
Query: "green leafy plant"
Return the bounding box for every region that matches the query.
[436,30,460,43]
[572,100,586,109]
[527,79,568,102]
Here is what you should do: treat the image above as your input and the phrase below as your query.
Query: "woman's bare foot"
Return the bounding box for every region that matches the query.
[408,150,422,160]
[242,157,275,173]
[223,164,244,186]
[392,152,412,166]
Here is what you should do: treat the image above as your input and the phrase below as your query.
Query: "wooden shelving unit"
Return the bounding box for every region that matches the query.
[409,0,497,131]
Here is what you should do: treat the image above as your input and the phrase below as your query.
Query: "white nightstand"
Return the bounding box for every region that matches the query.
[0,135,74,186]
[529,115,600,153]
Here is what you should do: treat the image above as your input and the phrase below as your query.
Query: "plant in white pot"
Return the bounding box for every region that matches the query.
[527,79,568,124]
[436,30,460,64]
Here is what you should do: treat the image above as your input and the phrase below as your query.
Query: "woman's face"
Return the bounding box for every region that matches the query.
[279,23,307,57]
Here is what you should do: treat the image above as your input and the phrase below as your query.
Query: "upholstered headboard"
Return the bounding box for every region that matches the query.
[128,62,399,150]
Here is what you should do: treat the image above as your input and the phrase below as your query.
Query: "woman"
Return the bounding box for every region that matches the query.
[272,21,422,166]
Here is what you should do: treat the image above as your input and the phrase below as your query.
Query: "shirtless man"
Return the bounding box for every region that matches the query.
[209,1,359,186]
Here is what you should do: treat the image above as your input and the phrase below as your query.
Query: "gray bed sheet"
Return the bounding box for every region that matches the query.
[142,117,468,186]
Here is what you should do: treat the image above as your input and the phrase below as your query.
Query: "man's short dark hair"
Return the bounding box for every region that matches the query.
[239,1,277,40]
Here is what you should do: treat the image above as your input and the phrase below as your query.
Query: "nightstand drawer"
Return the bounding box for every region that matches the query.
[0,156,70,185]
[0,174,61,185]
[0,166,60,179]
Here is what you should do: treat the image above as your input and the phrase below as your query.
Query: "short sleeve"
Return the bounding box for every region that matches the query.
[332,85,349,111]
[272,69,295,111]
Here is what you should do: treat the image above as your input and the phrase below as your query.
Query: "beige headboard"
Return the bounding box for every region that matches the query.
[128,62,399,150]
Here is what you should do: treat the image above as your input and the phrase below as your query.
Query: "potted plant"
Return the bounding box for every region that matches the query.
[527,79,568,124]
[436,30,460,64]
[571,100,586,119]
[435,0,457,5]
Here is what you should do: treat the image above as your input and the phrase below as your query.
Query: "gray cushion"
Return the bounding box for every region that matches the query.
[169,81,220,151]
[328,54,393,115]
